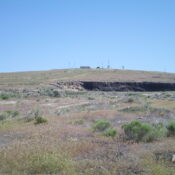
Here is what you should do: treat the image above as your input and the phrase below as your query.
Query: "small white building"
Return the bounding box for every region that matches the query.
[80,66,91,69]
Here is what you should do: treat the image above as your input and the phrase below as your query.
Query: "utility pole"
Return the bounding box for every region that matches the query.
[107,59,110,69]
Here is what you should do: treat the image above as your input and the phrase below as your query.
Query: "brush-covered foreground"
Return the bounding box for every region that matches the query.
[0,87,175,174]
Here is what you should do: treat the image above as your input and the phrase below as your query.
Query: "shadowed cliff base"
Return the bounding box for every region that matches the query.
[81,81,175,92]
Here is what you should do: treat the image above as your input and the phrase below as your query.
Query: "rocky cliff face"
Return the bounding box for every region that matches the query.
[81,81,175,91]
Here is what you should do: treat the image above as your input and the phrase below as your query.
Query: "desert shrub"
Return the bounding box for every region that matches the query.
[128,93,135,96]
[93,119,111,132]
[122,121,152,142]
[39,88,61,97]
[151,123,167,139]
[72,119,84,125]
[167,121,175,136]
[55,108,70,116]
[35,117,48,124]
[0,92,21,100]
[120,106,146,113]
[63,90,85,97]
[0,113,7,121]
[143,123,167,142]
[25,109,41,122]
[52,90,61,97]
[149,107,172,117]
[6,110,19,118]
[122,121,166,142]
[127,97,134,103]
[0,145,76,175]
[104,128,117,138]
[88,97,94,100]
[33,109,40,118]
[120,103,154,113]
[0,110,20,121]
[0,93,9,100]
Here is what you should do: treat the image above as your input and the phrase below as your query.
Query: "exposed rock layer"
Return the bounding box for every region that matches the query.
[81,81,175,91]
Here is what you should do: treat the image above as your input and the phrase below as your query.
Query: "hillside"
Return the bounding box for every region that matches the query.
[0,69,175,88]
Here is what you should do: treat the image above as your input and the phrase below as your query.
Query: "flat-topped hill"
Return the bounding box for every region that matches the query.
[0,69,175,88]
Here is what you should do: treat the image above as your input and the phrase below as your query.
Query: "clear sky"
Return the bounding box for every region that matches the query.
[0,0,175,73]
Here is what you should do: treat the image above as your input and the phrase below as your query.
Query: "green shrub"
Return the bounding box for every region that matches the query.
[152,123,167,139]
[88,97,94,100]
[167,121,175,136]
[0,94,9,100]
[0,113,7,121]
[39,88,61,97]
[0,110,20,121]
[143,123,167,142]
[93,119,111,132]
[104,128,117,138]
[52,90,61,97]
[127,98,134,103]
[6,110,20,118]
[0,92,21,100]
[122,121,166,142]
[35,117,48,124]
[122,121,151,142]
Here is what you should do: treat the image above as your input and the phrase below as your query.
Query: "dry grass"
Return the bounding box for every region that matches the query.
[0,141,76,175]
[0,85,175,174]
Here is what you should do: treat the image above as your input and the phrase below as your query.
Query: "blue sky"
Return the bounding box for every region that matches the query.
[0,0,175,72]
